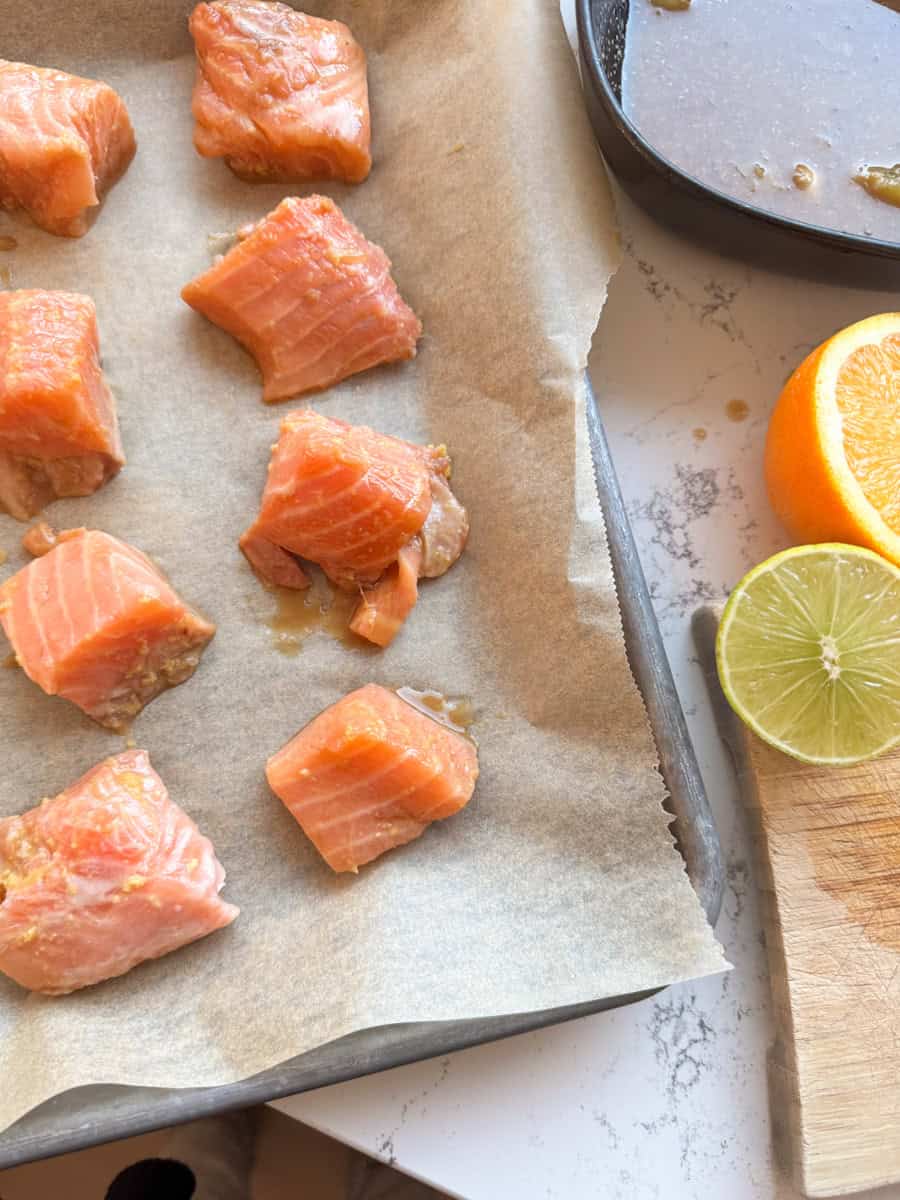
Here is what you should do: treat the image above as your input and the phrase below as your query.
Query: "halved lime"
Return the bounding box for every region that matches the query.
[716,543,900,765]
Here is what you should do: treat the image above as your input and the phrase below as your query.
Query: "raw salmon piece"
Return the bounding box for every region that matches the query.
[189,0,371,184]
[0,290,124,520]
[0,529,215,731]
[181,195,421,402]
[418,473,470,579]
[0,749,238,995]
[0,60,136,238]
[239,530,309,590]
[266,684,479,873]
[21,520,57,557]
[240,409,468,645]
[349,470,471,645]
[348,540,421,648]
[242,409,434,584]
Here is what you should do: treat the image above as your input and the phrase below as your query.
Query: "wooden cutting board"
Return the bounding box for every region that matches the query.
[694,607,900,1199]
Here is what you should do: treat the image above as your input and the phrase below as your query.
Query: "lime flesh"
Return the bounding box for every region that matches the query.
[716,544,900,765]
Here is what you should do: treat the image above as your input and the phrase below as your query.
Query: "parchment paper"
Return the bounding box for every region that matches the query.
[0,0,727,1130]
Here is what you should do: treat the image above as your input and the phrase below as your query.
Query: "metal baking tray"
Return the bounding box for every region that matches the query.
[0,379,724,1168]
[577,0,900,286]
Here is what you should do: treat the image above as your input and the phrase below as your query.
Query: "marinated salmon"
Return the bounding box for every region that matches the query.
[20,520,57,557]
[189,0,371,184]
[0,529,215,731]
[181,195,421,402]
[240,409,468,646]
[0,749,238,995]
[0,61,135,238]
[0,290,124,520]
[347,540,421,648]
[266,684,479,873]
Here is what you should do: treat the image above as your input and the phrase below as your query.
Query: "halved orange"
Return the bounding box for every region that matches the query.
[765,313,900,565]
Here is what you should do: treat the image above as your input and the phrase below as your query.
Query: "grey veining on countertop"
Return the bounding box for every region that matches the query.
[274,193,900,1200]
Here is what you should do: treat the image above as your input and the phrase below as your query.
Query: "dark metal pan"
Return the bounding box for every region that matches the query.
[0,380,724,1168]
[577,0,900,287]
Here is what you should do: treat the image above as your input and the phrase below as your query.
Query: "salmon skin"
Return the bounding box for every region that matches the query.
[0,528,216,731]
[0,60,135,237]
[0,749,238,995]
[240,409,469,646]
[189,0,371,184]
[266,684,479,873]
[0,290,124,520]
[182,195,421,402]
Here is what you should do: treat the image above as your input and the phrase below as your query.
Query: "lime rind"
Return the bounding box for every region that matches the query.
[717,543,900,766]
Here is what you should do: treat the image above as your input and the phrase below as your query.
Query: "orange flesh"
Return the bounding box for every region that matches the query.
[764,314,900,565]
[0,60,136,237]
[836,334,900,532]
[189,0,371,184]
[181,195,422,402]
[266,684,479,873]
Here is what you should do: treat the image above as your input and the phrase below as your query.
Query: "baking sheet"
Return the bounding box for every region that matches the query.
[0,0,727,1132]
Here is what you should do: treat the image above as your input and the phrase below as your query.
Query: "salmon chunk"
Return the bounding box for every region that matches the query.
[20,520,58,557]
[0,749,238,994]
[240,409,468,646]
[182,195,421,402]
[348,541,422,648]
[0,60,136,237]
[0,529,215,731]
[189,0,371,184]
[266,684,479,873]
[0,290,124,520]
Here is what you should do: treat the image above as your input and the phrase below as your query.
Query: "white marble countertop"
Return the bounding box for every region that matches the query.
[274,188,900,1199]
